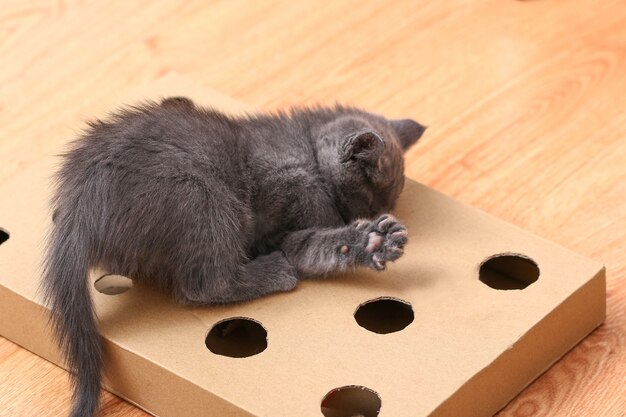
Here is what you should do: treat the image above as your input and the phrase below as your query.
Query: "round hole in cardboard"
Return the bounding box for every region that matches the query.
[0,228,9,245]
[321,385,381,417]
[479,253,540,290]
[354,297,414,334]
[205,317,267,358]
[94,274,133,295]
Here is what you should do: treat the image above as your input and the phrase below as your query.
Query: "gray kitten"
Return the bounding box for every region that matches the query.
[42,96,425,417]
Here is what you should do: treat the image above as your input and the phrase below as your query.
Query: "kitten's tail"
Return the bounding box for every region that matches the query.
[42,209,101,417]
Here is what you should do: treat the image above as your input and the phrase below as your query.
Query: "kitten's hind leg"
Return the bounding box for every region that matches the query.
[239,251,299,298]
[177,251,298,305]
[281,214,408,277]
[161,179,298,305]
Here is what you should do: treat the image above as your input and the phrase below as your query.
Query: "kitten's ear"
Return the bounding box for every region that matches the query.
[340,130,385,164]
[390,119,427,150]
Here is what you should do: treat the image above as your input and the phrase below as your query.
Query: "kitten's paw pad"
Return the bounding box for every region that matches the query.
[364,214,408,271]
[366,232,384,253]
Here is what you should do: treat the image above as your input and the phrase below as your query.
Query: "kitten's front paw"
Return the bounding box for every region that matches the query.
[358,214,408,271]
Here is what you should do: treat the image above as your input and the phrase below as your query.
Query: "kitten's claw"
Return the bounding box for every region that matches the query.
[372,253,386,271]
[376,215,395,232]
[353,219,370,232]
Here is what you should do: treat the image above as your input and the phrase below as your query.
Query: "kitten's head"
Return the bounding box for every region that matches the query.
[313,107,426,221]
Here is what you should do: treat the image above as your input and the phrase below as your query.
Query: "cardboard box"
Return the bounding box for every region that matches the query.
[0,74,606,417]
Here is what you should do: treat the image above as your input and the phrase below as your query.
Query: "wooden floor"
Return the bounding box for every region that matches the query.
[1,0,625,416]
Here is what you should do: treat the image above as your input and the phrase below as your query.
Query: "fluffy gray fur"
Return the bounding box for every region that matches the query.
[41,96,426,417]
